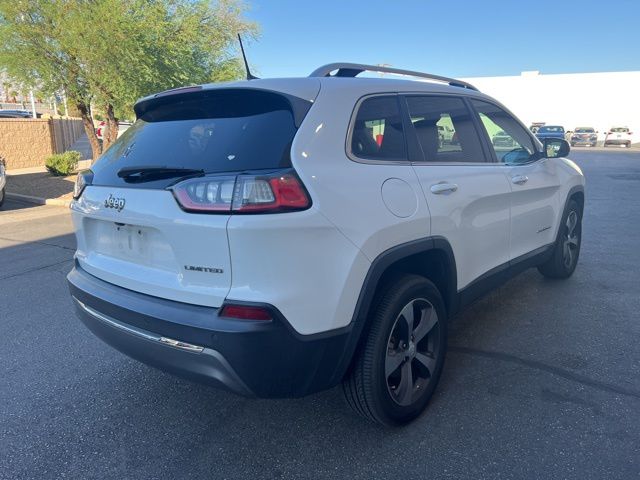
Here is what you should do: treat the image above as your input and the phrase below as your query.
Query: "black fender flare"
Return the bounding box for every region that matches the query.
[554,184,585,240]
[564,184,585,213]
[329,236,457,384]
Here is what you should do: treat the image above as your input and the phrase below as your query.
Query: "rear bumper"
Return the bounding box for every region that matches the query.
[68,264,353,398]
[604,139,629,145]
[571,138,597,145]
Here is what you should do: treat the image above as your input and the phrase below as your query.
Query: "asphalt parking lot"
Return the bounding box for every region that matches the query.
[1,149,639,480]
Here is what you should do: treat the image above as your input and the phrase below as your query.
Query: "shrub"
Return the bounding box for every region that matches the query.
[45,151,81,176]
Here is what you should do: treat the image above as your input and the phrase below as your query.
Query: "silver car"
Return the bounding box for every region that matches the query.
[0,158,6,208]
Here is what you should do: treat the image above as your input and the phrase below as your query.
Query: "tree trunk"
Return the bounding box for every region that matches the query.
[102,103,119,152]
[76,102,102,161]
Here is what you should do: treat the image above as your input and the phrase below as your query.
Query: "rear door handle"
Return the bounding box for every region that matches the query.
[511,175,529,185]
[430,182,458,195]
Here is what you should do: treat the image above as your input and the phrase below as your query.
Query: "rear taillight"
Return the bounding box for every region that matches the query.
[172,175,236,212]
[171,170,310,214]
[220,304,272,321]
[73,170,94,199]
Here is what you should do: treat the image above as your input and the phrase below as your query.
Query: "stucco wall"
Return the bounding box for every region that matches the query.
[460,71,640,141]
[0,118,84,169]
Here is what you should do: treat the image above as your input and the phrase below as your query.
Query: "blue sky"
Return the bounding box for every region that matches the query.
[244,0,640,78]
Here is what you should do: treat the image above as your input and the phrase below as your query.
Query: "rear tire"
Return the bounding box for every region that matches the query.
[343,275,447,426]
[538,199,582,279]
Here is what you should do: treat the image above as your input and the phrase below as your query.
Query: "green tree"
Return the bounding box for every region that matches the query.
[0,0,255,159]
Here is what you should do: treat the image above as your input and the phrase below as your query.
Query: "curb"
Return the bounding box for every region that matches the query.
[6,192,71,208]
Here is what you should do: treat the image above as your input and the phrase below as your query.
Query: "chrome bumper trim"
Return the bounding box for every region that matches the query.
[73,297,205,353]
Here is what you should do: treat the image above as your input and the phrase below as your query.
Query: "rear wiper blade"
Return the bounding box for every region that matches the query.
[117,166,204,183]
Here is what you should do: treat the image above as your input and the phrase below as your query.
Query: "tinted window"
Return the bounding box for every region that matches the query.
[91,89,308,188]
[406,96,485,163]
[350,96,406,161]
[471,100,537,164]
[538,126,564,133]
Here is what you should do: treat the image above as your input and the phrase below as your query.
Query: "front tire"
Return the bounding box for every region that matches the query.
[343,275,447,426]
[0,187,5,208]
[538,199,582,279]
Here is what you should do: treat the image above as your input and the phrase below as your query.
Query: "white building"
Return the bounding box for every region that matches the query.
[461,70,640,140]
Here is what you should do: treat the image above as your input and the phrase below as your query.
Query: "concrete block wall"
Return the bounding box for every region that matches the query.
[0,118,84,169]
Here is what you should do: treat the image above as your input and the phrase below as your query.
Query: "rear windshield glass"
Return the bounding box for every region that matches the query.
[575,128,594,133]
[611,127,629,132]
[91,89,309,188]
[538,126,564,133]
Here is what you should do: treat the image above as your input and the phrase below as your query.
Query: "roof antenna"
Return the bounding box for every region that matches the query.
[237,34,258,80]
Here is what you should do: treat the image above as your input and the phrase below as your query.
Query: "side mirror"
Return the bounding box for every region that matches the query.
[543,138,570,158]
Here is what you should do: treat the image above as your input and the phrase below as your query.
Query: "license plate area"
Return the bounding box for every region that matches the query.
[84,218,175,270]
[113,223,148,259]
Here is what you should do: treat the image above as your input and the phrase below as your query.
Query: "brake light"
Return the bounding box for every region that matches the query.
[220,304,272,321]
[171,170,310,214]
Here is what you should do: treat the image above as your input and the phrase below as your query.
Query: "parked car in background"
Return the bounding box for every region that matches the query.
[492,130,516,148]
[0,157,6,208]
[0,109,41,118]
[604,127,633,147]
[437,124,454,144]
[95,120,133,141]
[535,125,565,141]
[529,122,545,134]
[570,127,598,147]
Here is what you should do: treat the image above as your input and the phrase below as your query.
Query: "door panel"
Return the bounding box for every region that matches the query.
[412,165,512,289]
[504,159,562,258]
[469,99,561,259]
[403,95,512,290]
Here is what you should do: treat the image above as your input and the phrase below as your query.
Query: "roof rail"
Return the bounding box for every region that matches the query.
[309,63,478,91]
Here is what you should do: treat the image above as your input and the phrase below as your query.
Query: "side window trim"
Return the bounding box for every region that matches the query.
[345,93,411,165]
[467,98,543,165]
[398,94,426,162]
[400,93,491,165]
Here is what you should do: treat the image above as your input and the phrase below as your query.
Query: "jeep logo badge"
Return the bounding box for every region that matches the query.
[104,194,126,212]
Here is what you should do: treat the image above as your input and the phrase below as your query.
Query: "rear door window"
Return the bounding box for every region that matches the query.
[91,89,310,188]
[405,95,486,163]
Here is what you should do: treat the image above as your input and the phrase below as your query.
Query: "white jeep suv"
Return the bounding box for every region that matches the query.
[68,63,585,425]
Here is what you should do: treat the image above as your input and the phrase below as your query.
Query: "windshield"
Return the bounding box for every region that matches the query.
[538,126,564,133]
[91,89,310,189]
